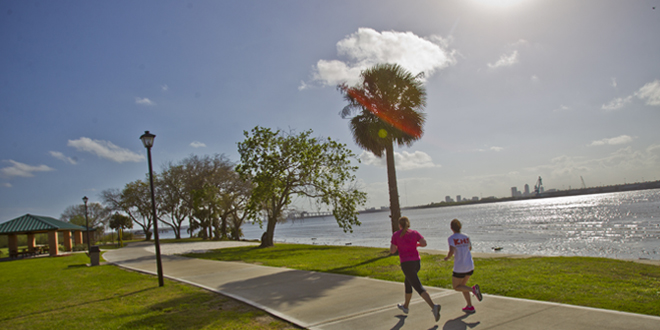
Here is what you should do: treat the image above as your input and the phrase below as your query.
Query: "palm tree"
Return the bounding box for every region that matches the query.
[339,63,426,233]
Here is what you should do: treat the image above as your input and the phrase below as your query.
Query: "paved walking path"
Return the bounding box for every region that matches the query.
[103,242,660,330]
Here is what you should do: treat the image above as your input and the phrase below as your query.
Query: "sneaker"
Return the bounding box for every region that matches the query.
[462,305,475,314]
[397,303,409,314]
[432,304,441,322]
[472,284,483,302]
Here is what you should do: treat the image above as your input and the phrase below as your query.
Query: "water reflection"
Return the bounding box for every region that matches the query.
[238,190,660,260]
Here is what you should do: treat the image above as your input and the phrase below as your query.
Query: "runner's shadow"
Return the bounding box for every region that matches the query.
[390,315,439,330]
[443,314,480,330]
[390,315,406,330]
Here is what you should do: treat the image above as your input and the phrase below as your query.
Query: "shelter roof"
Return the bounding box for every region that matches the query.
[0,214,86,234]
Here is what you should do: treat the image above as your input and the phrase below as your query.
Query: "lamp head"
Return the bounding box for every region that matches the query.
[140,131,156,148]
[82,196,88,204]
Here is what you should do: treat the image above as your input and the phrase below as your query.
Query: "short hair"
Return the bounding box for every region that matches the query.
[450,219,462,233]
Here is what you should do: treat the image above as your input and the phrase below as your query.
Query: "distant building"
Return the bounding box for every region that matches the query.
[524,184,530,196]
[511,187,522,197]
[456,195,462,202]
[445,196,454,203]
[472,196,479,201]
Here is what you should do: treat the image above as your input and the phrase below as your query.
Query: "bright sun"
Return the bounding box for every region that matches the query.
[472,0,528,8]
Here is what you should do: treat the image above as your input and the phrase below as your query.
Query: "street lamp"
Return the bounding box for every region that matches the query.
[140,130,164,287]
[82,196,90,252]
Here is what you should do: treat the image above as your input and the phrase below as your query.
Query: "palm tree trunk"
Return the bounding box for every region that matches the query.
[385,139,401,233]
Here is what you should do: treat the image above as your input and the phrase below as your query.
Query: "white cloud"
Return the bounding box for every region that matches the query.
[1,160,55,178]
[49,151,77,164]
[190,141,206,148]
[636,80,660,106]
[510,39,528,47]
[531,75,539,83]
[611,77,617,88]
[560,145,658,175]
[602,79,660,110]
[161,84,169,92]
[487,50,519,69]
[588,135,634,146]
[135,97,156,106]
[553,104,570,112]
[306,28,456,88]
[2,183,11,188]
[490,146,504,152]
[67,137,144,163]
[601,95,633,111]
[359,150,439,171]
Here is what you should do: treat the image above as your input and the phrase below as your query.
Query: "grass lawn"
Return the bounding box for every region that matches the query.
[184,243,660,317]
[0,253,299,330]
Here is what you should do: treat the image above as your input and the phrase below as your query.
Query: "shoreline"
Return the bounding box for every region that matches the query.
[136,240,660,266]
[419,247,660,266]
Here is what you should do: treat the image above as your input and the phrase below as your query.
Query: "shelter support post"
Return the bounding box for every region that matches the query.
[74,231,83,245]
[48,231,59,256]
[63,231,72,251]
[27,233,36,253]
[8,234,18,256]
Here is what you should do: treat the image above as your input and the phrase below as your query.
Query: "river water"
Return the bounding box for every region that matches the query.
[237,189,660,261]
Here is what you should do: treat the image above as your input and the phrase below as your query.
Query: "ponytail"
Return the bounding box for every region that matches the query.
[399,216,410,237]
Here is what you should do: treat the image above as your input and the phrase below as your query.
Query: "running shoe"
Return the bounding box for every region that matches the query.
[462,306,475,314]
[472,284,483,302]
[432,304,441,322]
[397,304,409,314]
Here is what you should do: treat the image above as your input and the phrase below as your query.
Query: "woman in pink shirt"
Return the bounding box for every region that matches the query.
[390,216,441,322]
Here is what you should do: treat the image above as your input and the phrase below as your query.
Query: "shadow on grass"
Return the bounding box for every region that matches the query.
[327,253,393,273]
[67,263,88,268]
[0,287,157,322]
[115,291,286,330]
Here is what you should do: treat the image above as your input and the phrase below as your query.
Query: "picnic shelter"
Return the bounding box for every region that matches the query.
[0,214,87,258]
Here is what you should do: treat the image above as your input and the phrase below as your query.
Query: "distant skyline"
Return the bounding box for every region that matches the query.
[1,0,659,221]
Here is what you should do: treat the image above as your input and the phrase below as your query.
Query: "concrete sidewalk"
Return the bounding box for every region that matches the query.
[103,242,660,330]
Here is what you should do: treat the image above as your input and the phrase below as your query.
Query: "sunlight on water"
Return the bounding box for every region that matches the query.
[238,190,660,260]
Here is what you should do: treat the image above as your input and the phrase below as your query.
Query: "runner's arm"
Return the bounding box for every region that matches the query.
[418,238,427,247]
[390,244,398,254]
[443,246,456,261]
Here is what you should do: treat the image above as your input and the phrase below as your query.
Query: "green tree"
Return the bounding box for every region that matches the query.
[157,163,191,239]
[177,154,244,240]
[339,63,426,233]
[101,179,155,240]
[236,126,367,248]
[61,202,110,239]
[108,213,133,247]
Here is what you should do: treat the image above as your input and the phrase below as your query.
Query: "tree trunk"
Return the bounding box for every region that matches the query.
[260,217,277,247]
[385,139,401,233]
[221,215,228,240]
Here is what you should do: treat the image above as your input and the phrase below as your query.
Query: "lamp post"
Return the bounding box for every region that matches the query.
[82,196,90,252]
[140,130,164,287]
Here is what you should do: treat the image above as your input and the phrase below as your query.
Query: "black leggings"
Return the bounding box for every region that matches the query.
[400,260,426,295]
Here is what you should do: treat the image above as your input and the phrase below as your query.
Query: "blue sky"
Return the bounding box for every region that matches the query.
[1,0,659,222]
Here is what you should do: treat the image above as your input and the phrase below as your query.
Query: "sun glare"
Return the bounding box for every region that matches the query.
[472,0,528,8]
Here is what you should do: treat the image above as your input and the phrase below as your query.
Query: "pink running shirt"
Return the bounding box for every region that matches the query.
[391,229,423,263]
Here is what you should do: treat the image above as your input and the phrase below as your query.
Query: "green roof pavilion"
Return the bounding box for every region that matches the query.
[0,214,87,258]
